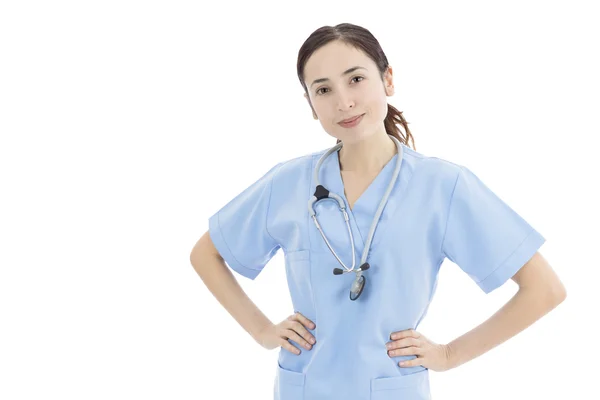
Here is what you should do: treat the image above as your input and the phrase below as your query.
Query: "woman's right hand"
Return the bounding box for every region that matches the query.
[256,312,316,355]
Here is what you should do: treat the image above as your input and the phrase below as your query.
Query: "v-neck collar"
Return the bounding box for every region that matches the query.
[312,143,410,264]
[332,149,399,213]
[327,149,401,257]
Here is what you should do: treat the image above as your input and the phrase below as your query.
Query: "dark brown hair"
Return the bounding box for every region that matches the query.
[297,23,416,150]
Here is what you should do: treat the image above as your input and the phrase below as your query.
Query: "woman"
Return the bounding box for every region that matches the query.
[190,23,566,400]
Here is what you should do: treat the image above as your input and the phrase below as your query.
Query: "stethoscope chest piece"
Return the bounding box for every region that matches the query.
[349,274,366,301]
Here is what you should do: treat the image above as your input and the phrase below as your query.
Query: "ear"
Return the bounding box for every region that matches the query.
[304,92,318,120]
[384,66,395,96]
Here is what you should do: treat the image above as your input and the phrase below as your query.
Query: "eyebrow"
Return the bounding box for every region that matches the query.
[310,66,367,89]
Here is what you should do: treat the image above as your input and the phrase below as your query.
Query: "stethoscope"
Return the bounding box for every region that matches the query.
[307,135,404,300]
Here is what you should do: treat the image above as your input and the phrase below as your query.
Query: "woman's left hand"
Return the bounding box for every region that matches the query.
[386,329,453,372]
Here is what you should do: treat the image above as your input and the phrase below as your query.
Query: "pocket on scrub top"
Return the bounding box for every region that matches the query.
[284,249,312,293]
[274,363,305,400]
[285,249,310,265]
[370,368,430,400]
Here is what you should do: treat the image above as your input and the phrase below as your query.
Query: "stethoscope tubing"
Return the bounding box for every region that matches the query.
[307,135,404,299]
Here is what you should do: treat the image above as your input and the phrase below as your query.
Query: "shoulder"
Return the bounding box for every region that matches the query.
[270,147,331,181]
[399,143,463,188]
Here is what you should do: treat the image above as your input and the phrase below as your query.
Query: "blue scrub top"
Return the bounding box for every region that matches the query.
[208,142,546,400]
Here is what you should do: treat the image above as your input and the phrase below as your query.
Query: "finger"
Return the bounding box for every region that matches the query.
[293,312,316,330]
[388,337,421,350]
[391,329,420,341]
[388,346,423,357]
[399,356,422,367]
[286,329,313,350]
[279,338,301,355]
[288,320,316,345]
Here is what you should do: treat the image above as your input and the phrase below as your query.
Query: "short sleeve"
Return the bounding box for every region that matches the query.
[441,165,546,294]
[208,163,283,280]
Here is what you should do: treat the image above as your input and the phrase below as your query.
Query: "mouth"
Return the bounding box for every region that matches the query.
[338,113,364,124]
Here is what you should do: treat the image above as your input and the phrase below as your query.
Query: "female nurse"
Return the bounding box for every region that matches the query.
[190,23,567,400]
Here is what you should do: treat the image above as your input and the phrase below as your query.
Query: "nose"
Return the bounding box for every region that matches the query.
[336,88,355,112]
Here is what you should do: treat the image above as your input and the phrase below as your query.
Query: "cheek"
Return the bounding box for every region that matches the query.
[366,99,390,122]
[362,87,388,111]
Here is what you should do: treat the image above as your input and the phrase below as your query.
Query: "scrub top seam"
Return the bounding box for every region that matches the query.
[214,211,250,271]
[265,162,285,252]
[475,226,536,286]
[307,155,319,254]
[307,154,318,335]
[440,165,462,261]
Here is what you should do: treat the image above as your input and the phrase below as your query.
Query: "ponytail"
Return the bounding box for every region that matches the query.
[384,103,416,150]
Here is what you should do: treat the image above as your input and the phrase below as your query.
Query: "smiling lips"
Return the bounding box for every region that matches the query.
[340,114,362,123]
[338,113,364,127]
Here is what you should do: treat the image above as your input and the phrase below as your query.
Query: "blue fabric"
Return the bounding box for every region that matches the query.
[208,143,545,400]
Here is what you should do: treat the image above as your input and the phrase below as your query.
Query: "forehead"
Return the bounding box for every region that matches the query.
[304,41,373,82]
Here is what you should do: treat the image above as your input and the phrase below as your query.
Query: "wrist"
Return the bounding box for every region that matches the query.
[443,343,457,371]
[252,321,274,343]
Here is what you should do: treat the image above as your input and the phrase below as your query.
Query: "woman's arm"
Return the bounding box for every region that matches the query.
[190,231,273,342]
[445,251,566,370]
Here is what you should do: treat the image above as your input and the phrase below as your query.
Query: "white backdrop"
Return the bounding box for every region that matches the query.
[1,1,598,399]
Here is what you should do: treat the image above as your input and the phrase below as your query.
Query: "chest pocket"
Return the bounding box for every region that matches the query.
[285,249,310,281]
[284,249,316,323]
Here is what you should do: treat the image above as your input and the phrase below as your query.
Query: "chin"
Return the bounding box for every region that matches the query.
[341,130,373,144]
[329,125,372,144]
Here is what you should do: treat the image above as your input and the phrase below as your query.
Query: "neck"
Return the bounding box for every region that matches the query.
[338,132,397,173]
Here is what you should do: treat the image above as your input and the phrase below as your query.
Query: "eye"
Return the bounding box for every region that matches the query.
[316,76,364,95]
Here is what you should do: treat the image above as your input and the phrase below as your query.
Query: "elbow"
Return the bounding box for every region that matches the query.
[190,245,202,267]
[190,247,217,270]
[190,250,203,272]
[518,279,567,309]
[539,279,567,309]
[189,243,208,271]
[550,281,567,306]
[189,251,200,268]
[190,249,217,278]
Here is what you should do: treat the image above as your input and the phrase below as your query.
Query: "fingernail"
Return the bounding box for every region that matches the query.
[310,338,315,344]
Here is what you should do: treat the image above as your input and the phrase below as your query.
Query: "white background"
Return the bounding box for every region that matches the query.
[1,1,598,399]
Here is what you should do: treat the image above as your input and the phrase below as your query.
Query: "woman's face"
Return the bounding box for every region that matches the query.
[303,40,394,144]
